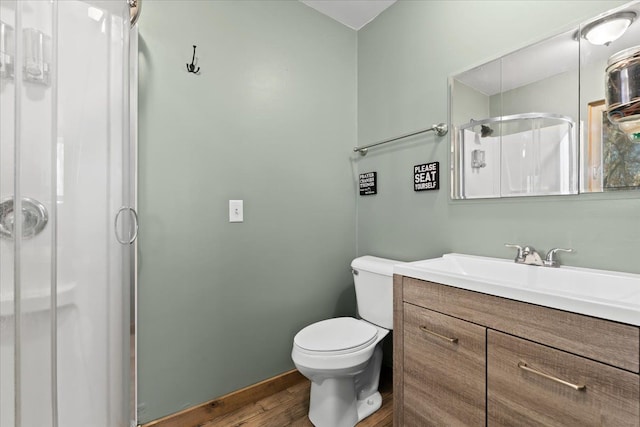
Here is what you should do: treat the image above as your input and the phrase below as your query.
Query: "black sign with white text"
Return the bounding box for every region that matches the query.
[359,172,377,196]
[414,162,439,191]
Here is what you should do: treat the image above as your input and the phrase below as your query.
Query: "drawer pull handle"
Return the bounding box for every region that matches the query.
[419,325,458,343]
[518,361,586,391]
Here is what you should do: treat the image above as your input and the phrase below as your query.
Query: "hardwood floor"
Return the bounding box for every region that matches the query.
[201,371,393,427]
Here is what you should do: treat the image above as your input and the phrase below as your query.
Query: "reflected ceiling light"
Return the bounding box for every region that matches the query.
[581,11,636,46]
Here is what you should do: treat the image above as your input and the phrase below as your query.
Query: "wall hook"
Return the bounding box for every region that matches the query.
[186,45,200,74]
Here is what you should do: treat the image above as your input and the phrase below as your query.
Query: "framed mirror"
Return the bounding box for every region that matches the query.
[450,0,640,199]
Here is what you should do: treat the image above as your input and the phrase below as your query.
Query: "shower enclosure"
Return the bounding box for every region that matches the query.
[453,113,577,199]
[0,1,137,426]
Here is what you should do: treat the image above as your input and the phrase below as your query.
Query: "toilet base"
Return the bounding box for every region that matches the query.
[306,343,384,427]
[356,391,383,421]
[308,381,382,427]
[309,376,358,427]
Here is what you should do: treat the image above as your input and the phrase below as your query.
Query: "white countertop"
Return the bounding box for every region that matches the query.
[394,253,640,326]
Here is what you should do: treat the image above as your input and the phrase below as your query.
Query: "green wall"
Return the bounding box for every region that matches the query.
[137,1,356,422]
[356,0,640,273]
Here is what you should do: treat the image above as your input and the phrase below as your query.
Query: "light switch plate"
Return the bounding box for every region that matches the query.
[229,200,243,222]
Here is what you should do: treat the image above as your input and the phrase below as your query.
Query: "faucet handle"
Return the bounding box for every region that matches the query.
[505,243,524,262]
[544,247,574,267]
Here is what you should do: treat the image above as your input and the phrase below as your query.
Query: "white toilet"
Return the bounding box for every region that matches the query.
[291,255,400,427]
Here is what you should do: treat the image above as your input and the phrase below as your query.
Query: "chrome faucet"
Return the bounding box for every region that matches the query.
[543,247,574,267]
[505,244,574,267]
[505,244,543,266]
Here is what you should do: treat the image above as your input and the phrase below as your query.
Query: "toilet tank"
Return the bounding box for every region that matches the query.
[351,256,401,330]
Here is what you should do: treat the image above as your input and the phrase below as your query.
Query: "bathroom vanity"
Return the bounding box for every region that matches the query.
[392,255,640,426]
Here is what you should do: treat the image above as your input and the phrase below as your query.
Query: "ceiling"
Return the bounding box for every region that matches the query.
[299,0,396,30]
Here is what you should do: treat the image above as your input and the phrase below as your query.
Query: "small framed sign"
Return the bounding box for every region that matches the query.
[359,172,377,196]
[414,162,439,191]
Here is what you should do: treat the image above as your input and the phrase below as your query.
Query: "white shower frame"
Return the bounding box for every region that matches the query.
[0,1,138,426]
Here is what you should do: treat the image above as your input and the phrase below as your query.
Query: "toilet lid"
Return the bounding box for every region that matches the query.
[294,317,378,353]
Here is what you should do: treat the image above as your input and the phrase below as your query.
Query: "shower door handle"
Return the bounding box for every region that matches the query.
[114,206,139,244]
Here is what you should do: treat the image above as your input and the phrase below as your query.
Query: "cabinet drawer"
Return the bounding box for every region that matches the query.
[488,330,639,426]
[403,303,486,426]
[403,277,640,372]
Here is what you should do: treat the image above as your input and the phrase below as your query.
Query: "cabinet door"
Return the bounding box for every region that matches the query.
[488,330,639,426]
[403,303,486,426]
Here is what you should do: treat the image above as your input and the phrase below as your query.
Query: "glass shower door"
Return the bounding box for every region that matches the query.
[0,1,136,426]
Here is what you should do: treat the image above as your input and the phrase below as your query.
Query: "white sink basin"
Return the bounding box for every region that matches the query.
[394,253,640,326]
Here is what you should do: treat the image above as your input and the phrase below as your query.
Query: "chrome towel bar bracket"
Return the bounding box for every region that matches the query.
[354,123,448,156]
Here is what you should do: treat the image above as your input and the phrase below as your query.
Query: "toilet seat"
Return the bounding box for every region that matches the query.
[294,317,378,356]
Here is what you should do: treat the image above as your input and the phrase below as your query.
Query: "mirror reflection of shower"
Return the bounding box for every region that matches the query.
[481,124,494,138]
[456,113,577,199]
[471,149,487,169]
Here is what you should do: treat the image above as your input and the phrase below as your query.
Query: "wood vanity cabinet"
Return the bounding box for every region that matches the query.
[402,303,486,425]
[393,275,640,427]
